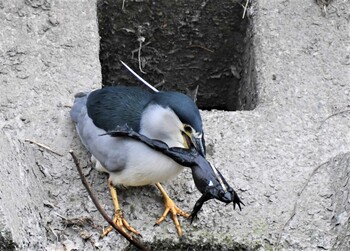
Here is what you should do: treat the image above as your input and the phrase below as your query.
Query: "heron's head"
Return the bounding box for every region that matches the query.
[140,91,206,156]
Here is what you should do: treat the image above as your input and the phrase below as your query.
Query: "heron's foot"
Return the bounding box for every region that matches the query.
[155,183,189,236]
[100,209,141,239]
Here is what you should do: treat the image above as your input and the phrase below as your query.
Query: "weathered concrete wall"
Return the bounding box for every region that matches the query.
[197,0,349,249]
[1,0,349,250]
[0,0,100,250]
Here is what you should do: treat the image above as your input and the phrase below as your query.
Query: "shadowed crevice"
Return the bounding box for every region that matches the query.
[97,0,257,111]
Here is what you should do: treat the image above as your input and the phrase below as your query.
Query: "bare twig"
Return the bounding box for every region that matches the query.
[316,0,333,16]
[276,201,297,246]
[298,161,326,196]
[49,226,59,242]
[242,0,249,19]
[138,37,146,74]
[319,109,350,129]
[131,41,151,59]
[122,0,126,12]
[275,161,328,249]
[187,44,214,53]
[69,150,150,251]
[154,79,165,89]
[54,212,68,220]
[25,139,63,157]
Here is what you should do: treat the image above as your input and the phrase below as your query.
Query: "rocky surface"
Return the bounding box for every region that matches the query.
[0,0,100,250]
[0,0,349,250]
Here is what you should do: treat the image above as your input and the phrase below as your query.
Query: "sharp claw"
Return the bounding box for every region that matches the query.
[102,181,141,238]
[155,183,189,236]
[232,191,245,211]
[189,211,198,224]
[101,215,140,239]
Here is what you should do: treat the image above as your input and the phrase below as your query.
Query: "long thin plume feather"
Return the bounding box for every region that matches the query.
[120,60,159,93]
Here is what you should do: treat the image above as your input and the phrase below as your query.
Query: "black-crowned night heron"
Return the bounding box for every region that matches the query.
[70,86,206,237]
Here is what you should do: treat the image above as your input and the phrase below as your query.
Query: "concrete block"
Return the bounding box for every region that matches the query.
[1,0,349,250]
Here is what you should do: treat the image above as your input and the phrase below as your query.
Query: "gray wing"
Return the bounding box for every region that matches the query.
[70,89,132,172]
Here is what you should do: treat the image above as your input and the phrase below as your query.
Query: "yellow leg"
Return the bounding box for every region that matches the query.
[155,183,190,236]
[101,180,141,238]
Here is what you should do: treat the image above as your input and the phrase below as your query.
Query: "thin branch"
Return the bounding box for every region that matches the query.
[69,150,150,251]
[276,201,297,246]
[275,160,328,249]
[138,37,146,74]
[187,44,214,53]
[242,0,249,19]
[319,109,350,129]
[122,0,126,12]
[298,161,326,196]
[54,212,68,220]
[49,226,59,242]
[25,139,63,157]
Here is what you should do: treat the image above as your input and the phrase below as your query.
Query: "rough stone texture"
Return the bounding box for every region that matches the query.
[1,0,349,250]
[0,0,100,250]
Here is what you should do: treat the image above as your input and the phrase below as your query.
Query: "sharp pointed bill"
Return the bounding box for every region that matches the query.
[193,133,206,157]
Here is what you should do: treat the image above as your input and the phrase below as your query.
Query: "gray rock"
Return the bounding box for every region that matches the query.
[0,0,349,250]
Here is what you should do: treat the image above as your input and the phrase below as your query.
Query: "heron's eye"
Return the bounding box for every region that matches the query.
[184,125,192,133]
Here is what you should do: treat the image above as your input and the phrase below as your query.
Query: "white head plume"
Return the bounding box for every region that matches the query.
[120,60,159,93]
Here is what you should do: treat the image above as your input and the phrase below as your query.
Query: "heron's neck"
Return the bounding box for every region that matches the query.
[140,104,184,148]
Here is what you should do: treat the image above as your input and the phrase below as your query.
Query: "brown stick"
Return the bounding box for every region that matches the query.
[69,150,150,251]
[186,44,214,53]
[241,0,249,19]
[25,139,63,157]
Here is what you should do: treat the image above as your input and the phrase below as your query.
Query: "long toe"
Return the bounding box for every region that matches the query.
[101,209,141,239]
[155,196,190,236]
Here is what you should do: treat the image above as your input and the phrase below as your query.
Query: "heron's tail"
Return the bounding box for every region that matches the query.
[70,91,89,123]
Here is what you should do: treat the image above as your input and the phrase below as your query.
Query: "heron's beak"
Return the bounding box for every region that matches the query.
[192,134,206,157]
[183,130,206,157]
